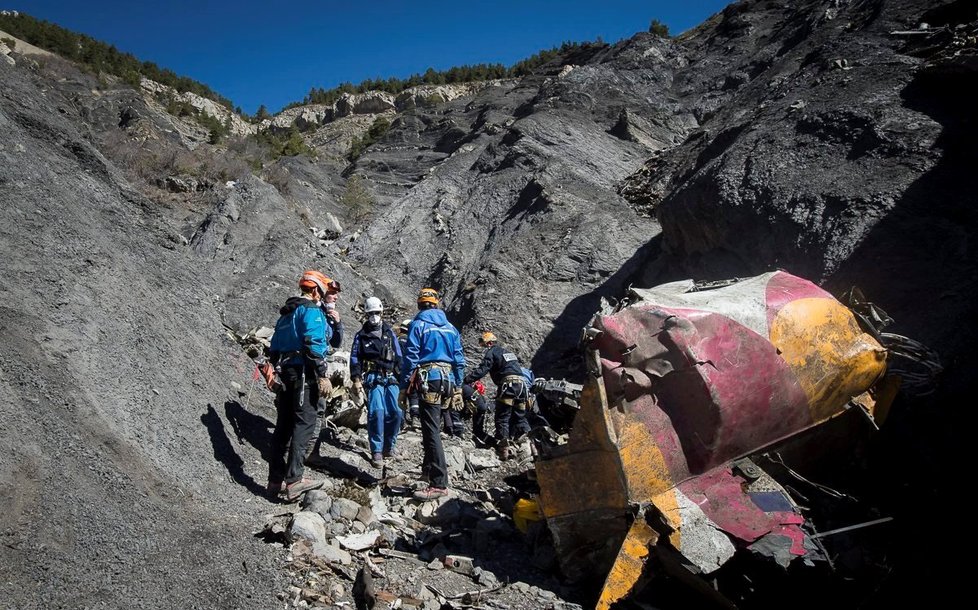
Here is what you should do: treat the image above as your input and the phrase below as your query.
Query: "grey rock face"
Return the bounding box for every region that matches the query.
[0,56,286,610]
[1,40,14,66]
[344,58,667,373]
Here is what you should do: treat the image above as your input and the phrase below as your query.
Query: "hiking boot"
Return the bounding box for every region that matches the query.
[266,480,286,497]
[284,478,324,503]
[497,445,510,461]
[371,452,384,468]
[382,447,395,459]
[413,486,449,501]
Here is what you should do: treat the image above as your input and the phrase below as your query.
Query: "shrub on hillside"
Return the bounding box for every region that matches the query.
[101,130,248,191]
[348,116,391,161]
[649,19,671,37]
[197,112,230,144]
[253,128,314,160]
[263,164,292,197]
[340,174,373,221]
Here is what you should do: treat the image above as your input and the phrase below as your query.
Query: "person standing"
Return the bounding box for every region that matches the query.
[322,282,344,349]
[464,331,531,460]
[267,270,332,502]
[402,288,465,501]
[397,318,420,427]
[312,277,343,458]
[350,297,403,468]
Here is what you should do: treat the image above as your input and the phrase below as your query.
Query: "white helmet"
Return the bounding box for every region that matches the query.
[364,296,383,313]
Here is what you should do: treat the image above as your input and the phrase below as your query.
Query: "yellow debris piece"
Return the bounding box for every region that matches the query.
[513,498,543,533]
[596,517,658,610]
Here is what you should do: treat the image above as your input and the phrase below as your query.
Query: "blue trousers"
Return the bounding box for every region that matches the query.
[366,375,402,454]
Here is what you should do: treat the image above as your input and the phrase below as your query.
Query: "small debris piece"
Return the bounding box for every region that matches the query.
[337,530,381,551]
[443,555,474,575]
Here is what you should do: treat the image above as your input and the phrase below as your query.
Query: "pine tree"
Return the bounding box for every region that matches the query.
[340,175,373,221]
[649,19,670,37]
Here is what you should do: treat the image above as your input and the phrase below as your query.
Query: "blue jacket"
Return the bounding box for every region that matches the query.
[402,308,465,386]
[270,297,332,371]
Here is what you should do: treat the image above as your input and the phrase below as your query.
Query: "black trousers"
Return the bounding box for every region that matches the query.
[495,399,530,441]
[269,363,319,485]
[419,380,449,488]
[472,403,490,443]
[442,408,464,437]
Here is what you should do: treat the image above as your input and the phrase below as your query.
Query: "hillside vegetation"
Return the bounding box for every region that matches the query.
[289,41,597,110]
[0,11,233,109]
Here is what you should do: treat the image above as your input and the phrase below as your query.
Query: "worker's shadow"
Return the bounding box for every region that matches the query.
[199,402,271,499]
[306,422,383,486]
[224,399,276,463]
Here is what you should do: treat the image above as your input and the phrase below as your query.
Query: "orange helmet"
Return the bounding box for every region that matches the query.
[479,331,497,345]
[417,287,439,306]
[299,270,340,295]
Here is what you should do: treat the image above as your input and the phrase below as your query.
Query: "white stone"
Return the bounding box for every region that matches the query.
[288,511,327,545]
[336,530,380,551]
[323,212,343,238]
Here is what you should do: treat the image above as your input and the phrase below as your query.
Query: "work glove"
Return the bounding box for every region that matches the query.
[317,376,333,399]
[450,388,464,412]
[259,362,280,392]
[351,378,366,403]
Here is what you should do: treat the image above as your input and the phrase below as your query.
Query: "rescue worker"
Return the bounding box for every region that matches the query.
[350,297,403,468]
[321,280,344,349]
[313,278,342,445]
[464,331,531,460]
[397,319,420,427]
[402,288,465,501]
[462,380,491,446]
[266,270,332,502]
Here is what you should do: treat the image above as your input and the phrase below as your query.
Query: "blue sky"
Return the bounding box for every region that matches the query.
[10,1,731,113]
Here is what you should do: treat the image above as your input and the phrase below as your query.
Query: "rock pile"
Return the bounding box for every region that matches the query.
[257,418,567,609]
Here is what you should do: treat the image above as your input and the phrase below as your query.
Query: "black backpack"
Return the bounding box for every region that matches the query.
[356,324,398,366]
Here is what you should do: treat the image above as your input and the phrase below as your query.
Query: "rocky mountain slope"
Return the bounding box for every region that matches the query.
[1,0,975,607]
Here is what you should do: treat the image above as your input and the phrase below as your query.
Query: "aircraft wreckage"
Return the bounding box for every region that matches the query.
[535,270,935,608]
